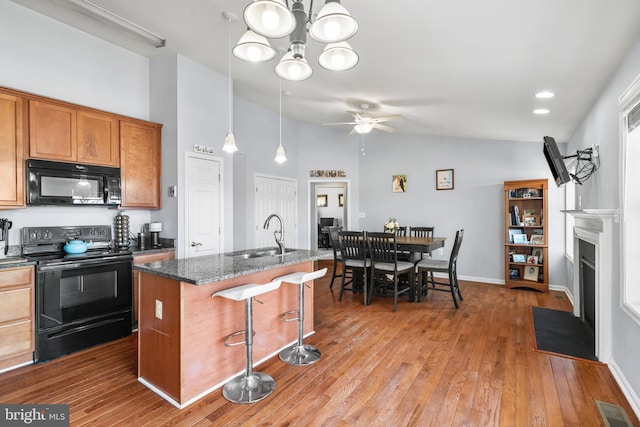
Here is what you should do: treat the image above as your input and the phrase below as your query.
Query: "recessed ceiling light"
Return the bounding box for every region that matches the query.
[535,91,555,99]
[533,108,550,115]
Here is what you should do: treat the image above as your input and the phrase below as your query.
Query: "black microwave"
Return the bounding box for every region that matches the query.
[27,159,121,206]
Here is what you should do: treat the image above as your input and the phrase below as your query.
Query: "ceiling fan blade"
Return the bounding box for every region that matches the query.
[372,123,395,132]
[323,121,357,126]
[371,114,403,123]
[346,111,364,120]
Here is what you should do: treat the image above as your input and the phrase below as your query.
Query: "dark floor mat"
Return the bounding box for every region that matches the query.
[531,306,598,362]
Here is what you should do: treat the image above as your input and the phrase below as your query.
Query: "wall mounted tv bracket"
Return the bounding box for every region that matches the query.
[564,146,600,185]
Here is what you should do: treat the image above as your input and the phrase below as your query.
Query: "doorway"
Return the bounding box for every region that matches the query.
[255,174,298,249]
[184,153,223,257]
[309,181,348,250]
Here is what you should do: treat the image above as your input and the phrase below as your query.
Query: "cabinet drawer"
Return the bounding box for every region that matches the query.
[0,320,33,357]
[0,267,33,288]
[0,287,33,324]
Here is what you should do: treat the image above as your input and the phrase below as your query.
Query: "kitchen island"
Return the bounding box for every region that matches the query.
[134,248,322,408]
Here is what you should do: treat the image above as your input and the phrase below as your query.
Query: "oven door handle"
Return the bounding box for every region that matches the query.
[37,257,132,271]
[38,262,85,271]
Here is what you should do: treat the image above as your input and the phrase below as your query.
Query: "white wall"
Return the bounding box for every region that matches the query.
[358,133,567,286]
[0,0,152,246]
[566,35,640,415]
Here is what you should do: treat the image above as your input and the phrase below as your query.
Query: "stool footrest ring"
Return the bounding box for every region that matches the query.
[280,310,300,322]
[224,330,255,347]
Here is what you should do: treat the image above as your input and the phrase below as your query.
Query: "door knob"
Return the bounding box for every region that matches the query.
[191,242,202,247]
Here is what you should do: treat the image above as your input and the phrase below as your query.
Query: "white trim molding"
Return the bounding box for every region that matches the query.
[565,209,618,364]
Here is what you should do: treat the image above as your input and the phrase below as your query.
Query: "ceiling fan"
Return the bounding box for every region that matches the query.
[323,103,402,134]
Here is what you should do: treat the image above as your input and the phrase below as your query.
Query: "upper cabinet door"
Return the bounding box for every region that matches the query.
[0,92,26,208]
[77,110,120,167]
[120,120,162,209]
[29,100,76,162]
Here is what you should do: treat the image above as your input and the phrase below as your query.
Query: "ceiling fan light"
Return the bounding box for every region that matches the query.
[354,123,373,134]
[223,132,238,153]
[275,51,313,81]
[275,144,287,163]
[244,0,295,38]
[310,1,359,43]
[233,29,276,62]
[318,41,359,71]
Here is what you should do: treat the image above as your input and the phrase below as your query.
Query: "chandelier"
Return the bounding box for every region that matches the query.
[233,0,359,81]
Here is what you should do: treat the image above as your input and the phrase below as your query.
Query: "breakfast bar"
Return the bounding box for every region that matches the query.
[134,248,321,408]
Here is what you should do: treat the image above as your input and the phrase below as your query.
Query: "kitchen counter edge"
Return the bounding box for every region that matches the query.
[133,248,322,285]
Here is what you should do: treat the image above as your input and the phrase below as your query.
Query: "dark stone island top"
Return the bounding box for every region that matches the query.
[133,247,323,285]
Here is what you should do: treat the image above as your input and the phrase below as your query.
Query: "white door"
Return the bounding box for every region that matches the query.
[185,153,222,257]
[255,175,298,249]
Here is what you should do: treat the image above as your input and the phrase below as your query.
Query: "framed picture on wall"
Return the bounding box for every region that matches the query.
[436,169,454,190]
[338,193,344,207]
[317,194,328,207]
[392,175,407,192]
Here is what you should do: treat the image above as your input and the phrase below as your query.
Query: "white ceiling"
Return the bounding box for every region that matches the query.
[10,0,640,142]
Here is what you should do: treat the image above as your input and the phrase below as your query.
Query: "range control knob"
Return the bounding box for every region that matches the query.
[42,231,51,239]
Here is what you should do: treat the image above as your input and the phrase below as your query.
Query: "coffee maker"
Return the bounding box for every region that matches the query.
[149,222,162,248]
[0,217,12,258]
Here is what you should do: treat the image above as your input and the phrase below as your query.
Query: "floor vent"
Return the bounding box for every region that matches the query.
[596,400,633,427]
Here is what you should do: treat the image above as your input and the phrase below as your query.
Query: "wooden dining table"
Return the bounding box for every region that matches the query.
[343,234,447,306]
[395,235,446,255]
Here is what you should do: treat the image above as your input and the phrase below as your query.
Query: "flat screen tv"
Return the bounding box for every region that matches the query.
[543,136,571,186]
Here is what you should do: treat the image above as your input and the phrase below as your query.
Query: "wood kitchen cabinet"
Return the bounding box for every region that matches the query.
[29,99,120,167]
[132,250,175,323]
[0,266,35,371]
[0,91,26,208]
[120,119,162,209]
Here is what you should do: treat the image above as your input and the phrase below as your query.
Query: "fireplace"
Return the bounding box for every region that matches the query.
[578,239,596,331]
[567,209,618,363]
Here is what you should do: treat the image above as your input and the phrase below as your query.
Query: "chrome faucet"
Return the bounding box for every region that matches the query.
[263,214,285,255]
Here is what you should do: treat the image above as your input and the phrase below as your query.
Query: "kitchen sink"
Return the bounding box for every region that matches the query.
[234,249,295,259]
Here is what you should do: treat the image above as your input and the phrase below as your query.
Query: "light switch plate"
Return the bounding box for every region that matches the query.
[155,300,163,319]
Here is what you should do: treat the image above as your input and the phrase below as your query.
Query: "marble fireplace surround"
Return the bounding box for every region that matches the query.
[565,209,618,363]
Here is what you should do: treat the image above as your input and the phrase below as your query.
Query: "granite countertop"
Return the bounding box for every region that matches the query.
[0,257,36,269]
[133,248,322,285]
[130,245,176,255]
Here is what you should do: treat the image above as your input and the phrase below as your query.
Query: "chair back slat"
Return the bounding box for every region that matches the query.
[410,226,434,238]
[328,226,342,250]
[449,229,464,269]
[366,232,397,263]
[338,231,366,261]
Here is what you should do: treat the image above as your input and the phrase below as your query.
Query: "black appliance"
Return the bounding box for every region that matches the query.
[27,159,121,206]
[22,225,133,362]
[542,136,571,187]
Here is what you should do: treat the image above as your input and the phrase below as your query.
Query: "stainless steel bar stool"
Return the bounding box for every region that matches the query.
[273,268,327,365]
[211,279,282,404]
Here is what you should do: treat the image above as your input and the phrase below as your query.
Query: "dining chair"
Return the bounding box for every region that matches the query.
[415,229,464,308]
[366,231,415,312]
[337,230,371,305]
[408,226,436,263]
[327,226,345,288]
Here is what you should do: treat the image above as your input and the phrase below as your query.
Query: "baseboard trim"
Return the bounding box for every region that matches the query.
[608,358,640,422]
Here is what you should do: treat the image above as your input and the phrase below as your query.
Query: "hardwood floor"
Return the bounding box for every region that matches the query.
[0,259,637,426]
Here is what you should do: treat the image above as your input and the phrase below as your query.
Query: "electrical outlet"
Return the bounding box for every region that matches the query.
[168,186,177,197]
[155,300,163,319]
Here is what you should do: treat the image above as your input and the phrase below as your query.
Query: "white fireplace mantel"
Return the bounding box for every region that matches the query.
[565,208,618,363]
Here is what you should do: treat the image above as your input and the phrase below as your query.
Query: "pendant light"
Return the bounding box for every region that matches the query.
[223,12,239,153]
[318,41,359,71]
[310,0,359,43]
[233,28,276,62]
[275,79,287,163]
